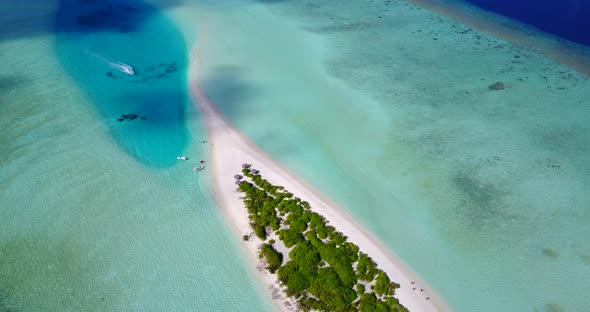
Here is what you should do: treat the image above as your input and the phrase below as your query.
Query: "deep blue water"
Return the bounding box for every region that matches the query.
[464,0,590,46]
[55,0,190,167]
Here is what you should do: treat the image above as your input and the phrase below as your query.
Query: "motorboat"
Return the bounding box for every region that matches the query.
[117,63,135,75]
[86,50,135,75]
[97,55,134,75]
[177,156,188,160]
[193,166,205,171]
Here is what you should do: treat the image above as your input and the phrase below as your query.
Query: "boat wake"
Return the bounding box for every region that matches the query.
[85,49,134,75]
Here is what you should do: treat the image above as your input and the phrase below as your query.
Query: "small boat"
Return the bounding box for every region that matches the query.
[177,156,188,160]
[193,166,205,171]
[86,50,135,75]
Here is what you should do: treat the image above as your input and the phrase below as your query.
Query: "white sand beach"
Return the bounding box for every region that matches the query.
[188,43,449,312]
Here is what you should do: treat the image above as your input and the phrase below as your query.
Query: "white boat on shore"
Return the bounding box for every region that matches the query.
[177,156,188,160]
[193,166,205,171]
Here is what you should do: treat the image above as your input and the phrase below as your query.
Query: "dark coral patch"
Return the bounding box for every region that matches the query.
[542,248,559,259]
[117,113,141,122]
[488,82,505,91]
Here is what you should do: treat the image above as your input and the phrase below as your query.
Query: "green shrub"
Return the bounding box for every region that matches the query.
[342,242,359,262]
[299,297,324,312]
[385,296,408,312]
[289,241,321,267]
[279,229,304,248]
[357,253,378,282]
[253,224,267,240]
[356,283,365,295]
[289,204,304,219]
[312,240,356,287]
[373,271,399,296]
[304,230,317,241]
[308,212,325,229]
[236,170,404,312]
[308,267,357,311]
[259,243,283,273]
[277,261,311,294]
[301,211,312,223]
[290,219,308,232]
[358,293,390,312]
[329,231,347,245]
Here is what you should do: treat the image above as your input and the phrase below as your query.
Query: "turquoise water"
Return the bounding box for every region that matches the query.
[55,0,189,167]
[3,0,590,311]
[0,0,271,310]
[190,1,590,311]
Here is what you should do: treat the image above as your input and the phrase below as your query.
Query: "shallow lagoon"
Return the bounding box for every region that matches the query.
[191,1,590,311]
[2,0,589,311]
[55,0,190,167]
[0,0,271,310]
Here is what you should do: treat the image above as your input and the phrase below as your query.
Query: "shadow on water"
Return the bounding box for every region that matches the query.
[197,65,304,158]
[0,76,27,102]
[54,0,190,167]
[198,66,262,118]
[0,76,26,93]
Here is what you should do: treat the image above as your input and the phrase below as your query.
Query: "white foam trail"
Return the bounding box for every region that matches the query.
[85,49,135,75]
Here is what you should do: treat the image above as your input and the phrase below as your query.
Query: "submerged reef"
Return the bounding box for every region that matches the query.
[542,248,559,259]
[105,61,179,83]
[116,113,146,122]
[237,166,408,312]
[130,62,179,83]
[488,81,505,91]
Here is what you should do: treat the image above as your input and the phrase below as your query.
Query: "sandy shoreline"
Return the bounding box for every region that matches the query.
[188,41,450,311]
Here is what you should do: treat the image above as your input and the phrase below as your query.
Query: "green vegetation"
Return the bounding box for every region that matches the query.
[356,283,365,296]
[259,243,283,273]
[238,167,408,312]
[357,253,379,282]
[373,271,400,296]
